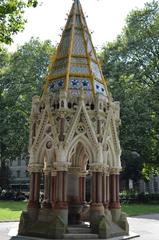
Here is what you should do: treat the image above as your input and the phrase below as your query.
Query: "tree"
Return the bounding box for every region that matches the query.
[0,0,38,45]
[0,38,55,187]
[102,0,159,181]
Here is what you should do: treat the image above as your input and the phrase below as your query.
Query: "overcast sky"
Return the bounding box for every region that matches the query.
[8,0,152,51]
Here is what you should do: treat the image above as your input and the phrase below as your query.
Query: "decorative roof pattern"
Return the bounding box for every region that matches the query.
[47,0,108,96]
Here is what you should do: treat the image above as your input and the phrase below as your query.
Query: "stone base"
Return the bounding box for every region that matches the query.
[11,231,139,240]
[89,205,129,239]
[18,209,68,239]
[90,203,105,233]
[98,208,129,239]
[18,206,129,239]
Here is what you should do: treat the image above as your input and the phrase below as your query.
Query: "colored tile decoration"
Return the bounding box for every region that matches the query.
[73,29,86,55]
[91,61,102,80]
[94,80,106,95]
[49,79,64,92]
[70,78,91,90]
[58,31,71,57]
[54,58,68,67]
[71,57,88,64]
[51,66,66,76]
[51,58,67,76]
[70,79,81,89]
[82,79,91,90]
[70,64,89,74]
[85,32,96,60]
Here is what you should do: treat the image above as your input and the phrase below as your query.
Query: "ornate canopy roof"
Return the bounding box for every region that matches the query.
[47,0,108,97]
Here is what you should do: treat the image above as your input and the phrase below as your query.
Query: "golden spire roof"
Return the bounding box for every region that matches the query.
[47,0,108,96]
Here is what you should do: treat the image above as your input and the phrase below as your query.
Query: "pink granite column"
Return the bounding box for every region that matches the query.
[91,172,103,205]
[116,174,120,208]
[90,171,105,230]
[96,172,103,203]
[102,173,110,209]
[109,173,120,209]
[79,176,86,204]
[106,175,110,205]
[51,174,57,208]
[102,173,107,208]
[34,172,41,208]
[28,172,41,209]
[43,172,51,208]
[27,172,35,208]
[92,172,97,203]
[55,171,68,209]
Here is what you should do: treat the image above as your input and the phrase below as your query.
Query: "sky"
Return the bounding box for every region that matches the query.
[8,0,152,52]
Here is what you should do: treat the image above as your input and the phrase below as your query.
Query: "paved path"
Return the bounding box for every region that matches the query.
[128,214,159,240]
[0,214,159,240]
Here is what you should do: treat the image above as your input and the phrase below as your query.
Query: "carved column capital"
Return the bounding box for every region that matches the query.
[53,161,70,171]
[110,167,121,175]
[28,163,43,173]
[89,163,103,172]
[103,164,109,175]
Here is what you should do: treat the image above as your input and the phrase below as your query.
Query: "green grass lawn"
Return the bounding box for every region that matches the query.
[0,201,159,221]
[122,204,159,216]
[0,200,26,220]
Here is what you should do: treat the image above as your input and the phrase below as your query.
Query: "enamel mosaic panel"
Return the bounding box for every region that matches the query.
[94,80,106,95]
[85,32,95,60]
[58,31,71,57]
[91,61,102,80]
[69,77,91,90]
[70,64,89,74]
[49,79,64,92]
[71,57,88,64]
[73,29,86,55]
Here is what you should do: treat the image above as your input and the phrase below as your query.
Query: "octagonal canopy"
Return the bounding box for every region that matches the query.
[47,0,108,96]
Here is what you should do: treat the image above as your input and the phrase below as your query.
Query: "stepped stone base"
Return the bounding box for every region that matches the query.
[18,210,67,239]
[11,231,139,240]
[18,208,131,239]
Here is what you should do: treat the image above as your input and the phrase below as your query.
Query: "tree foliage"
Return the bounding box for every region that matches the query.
[0,0,38,44]
[102,0,159,181]
[0,38,55,173]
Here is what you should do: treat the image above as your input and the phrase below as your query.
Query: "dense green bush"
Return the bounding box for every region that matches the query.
[120,191,159,204]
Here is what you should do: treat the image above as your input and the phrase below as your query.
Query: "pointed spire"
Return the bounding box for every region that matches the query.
[47,0,108,97]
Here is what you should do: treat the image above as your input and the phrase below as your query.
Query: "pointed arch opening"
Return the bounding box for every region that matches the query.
[66,135,95,224]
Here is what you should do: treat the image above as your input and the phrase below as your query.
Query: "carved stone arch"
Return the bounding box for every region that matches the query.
[65,102,98,148]
[67,135,95,165]
[36,136,56,165]
[70,142,89,169]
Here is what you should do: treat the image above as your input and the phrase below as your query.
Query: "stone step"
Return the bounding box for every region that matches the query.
[63,233,99,239]
[69,224,90,228]
[68,227,91,234]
